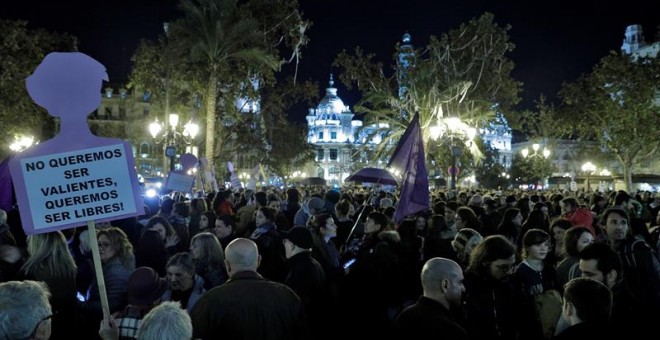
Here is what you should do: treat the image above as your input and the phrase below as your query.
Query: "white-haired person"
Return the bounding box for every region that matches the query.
[99,301,193,340]
[0,280,52,340]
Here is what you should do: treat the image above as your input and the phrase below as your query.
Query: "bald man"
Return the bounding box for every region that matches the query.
[392,257,468,339]
[191,238,309,339]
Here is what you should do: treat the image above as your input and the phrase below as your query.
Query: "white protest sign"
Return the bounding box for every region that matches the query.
[164,171,195,193]
[17,144,139,232]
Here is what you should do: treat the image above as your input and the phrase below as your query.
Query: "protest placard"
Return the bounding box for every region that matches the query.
[15,145,139,233]
[8,52,144,321]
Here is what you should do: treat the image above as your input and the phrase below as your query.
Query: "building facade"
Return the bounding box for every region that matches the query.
[304,75,392,186]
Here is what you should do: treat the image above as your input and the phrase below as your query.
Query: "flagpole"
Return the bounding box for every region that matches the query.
[342,191,374,251]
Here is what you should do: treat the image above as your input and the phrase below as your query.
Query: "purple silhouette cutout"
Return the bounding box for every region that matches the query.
[9,52,144,235]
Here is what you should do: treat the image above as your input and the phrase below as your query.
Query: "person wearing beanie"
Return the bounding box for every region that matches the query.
[282,227,328,335]
[451,228,483,269]
[294,196,326,227]
[113,267,168,339]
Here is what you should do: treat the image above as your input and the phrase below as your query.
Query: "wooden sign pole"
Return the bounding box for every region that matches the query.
[86,220,111,321]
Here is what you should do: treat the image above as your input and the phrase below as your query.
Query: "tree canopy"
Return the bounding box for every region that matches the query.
[557,51,659,191]
[0,20,77,159]
[333,13,522,168]
[129,0,311,182]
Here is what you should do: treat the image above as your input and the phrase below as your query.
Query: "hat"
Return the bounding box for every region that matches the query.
[283,226,313,249]
[127,267,167,305]
[306,197,326,212]
[451,228,482,252]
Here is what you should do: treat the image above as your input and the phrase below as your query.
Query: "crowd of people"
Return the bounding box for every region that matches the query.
[1,186,659,339]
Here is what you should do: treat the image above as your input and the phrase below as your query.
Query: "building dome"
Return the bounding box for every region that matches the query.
[316,74,347,117]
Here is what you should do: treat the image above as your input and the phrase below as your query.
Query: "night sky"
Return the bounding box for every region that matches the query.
[3,0,659,123]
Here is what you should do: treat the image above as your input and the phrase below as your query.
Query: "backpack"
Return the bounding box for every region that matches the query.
[622,238,660,280]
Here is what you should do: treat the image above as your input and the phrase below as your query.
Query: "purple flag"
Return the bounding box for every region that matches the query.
[388,112,429,223]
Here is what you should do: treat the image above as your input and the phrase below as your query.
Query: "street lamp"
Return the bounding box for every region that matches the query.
[581,161,596,192]
[238,172,250,187]
[149,113,199,173]
[430,117,477,192]
[521,143,551,159]
[9,135,36,152]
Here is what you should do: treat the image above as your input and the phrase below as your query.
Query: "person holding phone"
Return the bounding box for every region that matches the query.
[341,211,401,337]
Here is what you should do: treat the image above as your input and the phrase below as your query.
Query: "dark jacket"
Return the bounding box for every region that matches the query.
[191,271,309,340]
[616,237,660,319]
[342,230,401,336]
[284,251,328,334]
[80,257,133,315]
[250,222,287,282]
[463,270,521,340]
[553,321,610,340]
[392,296,467,339]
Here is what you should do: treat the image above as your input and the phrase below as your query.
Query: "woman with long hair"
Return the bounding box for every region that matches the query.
[496,208,523,249]
[144,216,179,255]
[423,214,457,260]
[455,207,482,232]
[198,211,217,234]
[79,227,134,337]
[135,228,169,277]
[18,231,77,339]
[555,226,594,291]
[189,232,228,290]
[188,197,208,237]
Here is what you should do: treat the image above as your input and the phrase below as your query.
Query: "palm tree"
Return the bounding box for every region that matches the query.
[170,0,280,174]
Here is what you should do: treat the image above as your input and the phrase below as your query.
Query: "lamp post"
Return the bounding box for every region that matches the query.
[581,161,596,192]
[239,172,250,187]
[430,117,477,192]
[149,113,199,173]
[521,143,551,159]
[520,142,551,189]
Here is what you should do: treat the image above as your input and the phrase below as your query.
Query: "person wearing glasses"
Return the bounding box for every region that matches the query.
[0,280,53,340]
[79,227,135,337]
[462,235,521,340]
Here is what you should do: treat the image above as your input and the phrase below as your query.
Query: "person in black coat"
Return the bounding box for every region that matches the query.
[283,226,330,338]
[392,257,468,339]
[190,238,309,340]
[553,277,612,339]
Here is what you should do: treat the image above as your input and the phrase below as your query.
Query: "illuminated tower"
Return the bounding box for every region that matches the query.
[397,33,414,119]
[621,24,647,54]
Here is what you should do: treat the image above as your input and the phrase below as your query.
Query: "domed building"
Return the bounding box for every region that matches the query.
[306,75,389,186]
[306,75,358,185]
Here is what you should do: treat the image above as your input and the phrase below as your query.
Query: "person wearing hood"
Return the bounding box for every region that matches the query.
[294,196,326,227]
